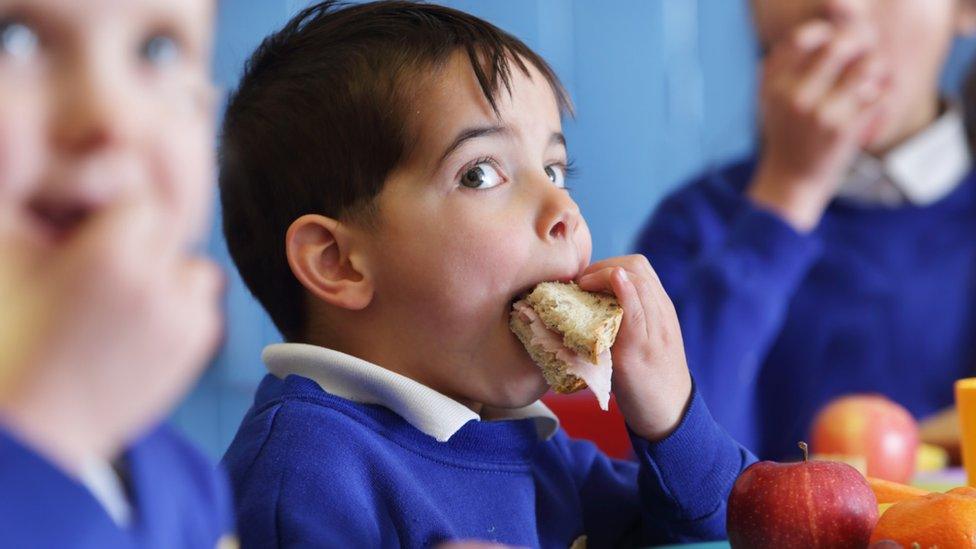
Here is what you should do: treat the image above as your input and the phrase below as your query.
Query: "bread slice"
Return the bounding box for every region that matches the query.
[523,282,622,364]
[509,282,622,396]
[510,313,589,394]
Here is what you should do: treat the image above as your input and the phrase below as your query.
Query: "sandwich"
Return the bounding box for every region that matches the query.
[510,282,623,410]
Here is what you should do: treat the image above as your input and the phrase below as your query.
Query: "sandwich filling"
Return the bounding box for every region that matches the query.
[513,301,612,410]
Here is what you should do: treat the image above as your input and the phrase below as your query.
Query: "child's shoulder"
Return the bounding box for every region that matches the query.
[222,374,406,545]
[222,374,403,479]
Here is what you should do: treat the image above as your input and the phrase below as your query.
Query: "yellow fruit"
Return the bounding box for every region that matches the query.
[916,443,949,473]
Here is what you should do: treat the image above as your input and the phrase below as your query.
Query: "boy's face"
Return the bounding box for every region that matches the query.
[0,0,214,250]
[752,0,972,151]
[364,53,590,409]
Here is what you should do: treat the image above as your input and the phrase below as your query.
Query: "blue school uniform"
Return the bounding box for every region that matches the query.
[0,423,235,548]
[222,343,755,548]
[635,108,976,460]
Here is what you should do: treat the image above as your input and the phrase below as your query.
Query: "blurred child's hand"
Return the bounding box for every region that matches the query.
[578,255,691,442]
[748,20,891,231]
[0,185,223,473]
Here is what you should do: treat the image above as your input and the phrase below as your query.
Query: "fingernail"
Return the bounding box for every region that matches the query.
[618,268,629,282]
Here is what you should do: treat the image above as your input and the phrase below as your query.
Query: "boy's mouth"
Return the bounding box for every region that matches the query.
[28,198,96,243]
[508,272,581,308]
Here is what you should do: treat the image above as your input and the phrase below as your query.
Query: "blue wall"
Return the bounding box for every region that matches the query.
[172,0,976,459]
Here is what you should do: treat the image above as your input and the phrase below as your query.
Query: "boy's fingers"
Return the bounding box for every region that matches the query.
[764,20,833,85]
[580,254,658,282]
[577,267,617,293]
[768,20,834,71]
[580,266,656,341]
[817,58,888,132]
[608,268,648,339]
[791,20,835,52]
[580,253,664,298]
[790,33,872,110]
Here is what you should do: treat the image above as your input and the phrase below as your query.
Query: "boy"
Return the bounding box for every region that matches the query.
[219,1,755,547]
[636,0,976,459]
[0,0,233,546]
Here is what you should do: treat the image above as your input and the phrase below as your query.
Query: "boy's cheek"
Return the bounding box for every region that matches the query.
[148,112,215,241]
[0,104,44,206]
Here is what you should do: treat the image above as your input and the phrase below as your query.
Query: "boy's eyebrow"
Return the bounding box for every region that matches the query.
[438,125,507,165]
[437,127,567,166]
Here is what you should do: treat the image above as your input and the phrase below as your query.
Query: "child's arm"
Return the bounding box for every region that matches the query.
[548,389,754,545]
[635,180,821,445]
[634,21,887,445]
[576,257,757,544]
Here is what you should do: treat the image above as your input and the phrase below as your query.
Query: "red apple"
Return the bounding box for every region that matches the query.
[810,394,919,483]
[727,443,879,548]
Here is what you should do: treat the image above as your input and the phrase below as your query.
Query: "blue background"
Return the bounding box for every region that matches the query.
[171,0,976,460]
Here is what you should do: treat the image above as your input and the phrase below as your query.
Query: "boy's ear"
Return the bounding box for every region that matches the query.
[285,214,374,311]
[956,1,976,35]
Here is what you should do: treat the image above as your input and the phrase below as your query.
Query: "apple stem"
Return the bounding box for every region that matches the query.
[798,441,809,462]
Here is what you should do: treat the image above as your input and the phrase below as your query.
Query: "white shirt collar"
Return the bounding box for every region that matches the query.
[78,457,131,528]
[839,106,971,207]
[262,343,559,443]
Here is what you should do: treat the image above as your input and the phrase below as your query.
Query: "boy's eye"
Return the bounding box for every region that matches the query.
[0,20,38,59]
[545,164,566,189]
[140,33,180,67]
[459,162,504,190]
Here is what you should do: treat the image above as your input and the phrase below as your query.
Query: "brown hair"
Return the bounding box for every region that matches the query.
[218,1,571,340]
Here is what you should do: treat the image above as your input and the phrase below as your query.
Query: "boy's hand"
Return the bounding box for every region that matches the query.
[0,182,223,474]
[578,255,691,442]
[748,20,890,232]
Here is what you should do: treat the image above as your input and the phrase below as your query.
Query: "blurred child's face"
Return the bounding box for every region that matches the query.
[752,0,974,151]
[364,53,590,409]
[0,0,214,249]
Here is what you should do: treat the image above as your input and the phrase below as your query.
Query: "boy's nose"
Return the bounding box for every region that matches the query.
[536,181,582,243]
[51,64,136,155]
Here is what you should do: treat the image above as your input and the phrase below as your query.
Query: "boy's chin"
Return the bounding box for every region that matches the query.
[475,362,550,410]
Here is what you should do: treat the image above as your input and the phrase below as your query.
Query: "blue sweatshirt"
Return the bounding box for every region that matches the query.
[635,157,976,459]
[222,371,755,548]
[0,423,235,548]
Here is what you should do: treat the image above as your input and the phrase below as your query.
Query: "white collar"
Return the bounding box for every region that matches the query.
[839,106,971,207]
[262,343,559,443]
[78,457,131,528]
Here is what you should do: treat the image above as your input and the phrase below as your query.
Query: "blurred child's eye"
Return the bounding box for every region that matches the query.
[140,33,180,67]
[545,164,566,189]
[459,161,504,190]
[0,20,38,60]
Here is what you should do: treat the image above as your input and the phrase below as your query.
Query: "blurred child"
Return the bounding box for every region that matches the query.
[637,0,976,460]
[0,0,233,546]
[218,2,755,547]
